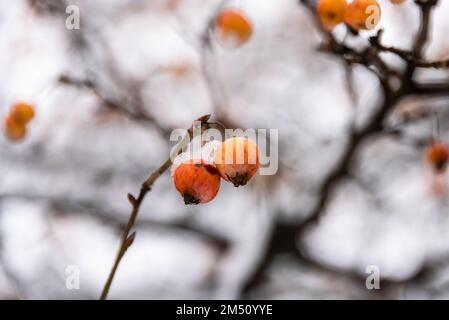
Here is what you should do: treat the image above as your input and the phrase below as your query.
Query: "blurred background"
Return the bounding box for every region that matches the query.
[2,0,449,299]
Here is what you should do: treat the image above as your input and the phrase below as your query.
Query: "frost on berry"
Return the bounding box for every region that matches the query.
[171,152,194,177]
[201,140,222,166]
[170,141,222,177]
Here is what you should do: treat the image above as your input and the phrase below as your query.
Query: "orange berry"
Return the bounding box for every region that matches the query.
[4,116,27,142]
[10,102,35,125]
[215,8,253,49]
[425,141,449,173]
[215,137,260,187]
[317,0,348,31]
[173,160,221,205]
[345,0,381,31]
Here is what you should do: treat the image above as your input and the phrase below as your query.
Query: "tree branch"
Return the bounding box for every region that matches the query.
[99,114,212,300]
[242,0,440,297]
[58,75,171,137]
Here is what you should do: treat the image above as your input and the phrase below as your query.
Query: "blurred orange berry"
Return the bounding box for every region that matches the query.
[215,8,253,49]
[317,0,348,31]
[165,63,192,78]
[4,116,27,142]
[425,141,449,173]
[345,0,381,31]
[10,102,35,125]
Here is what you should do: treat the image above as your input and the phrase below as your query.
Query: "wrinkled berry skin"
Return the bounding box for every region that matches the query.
[426,141,449,173]
[215,137,260,187]
[173,160,221,205]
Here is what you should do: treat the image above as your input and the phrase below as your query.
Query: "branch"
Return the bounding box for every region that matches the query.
[374,43,449,69]
[0,192,228,250]
[412,0,438,59]
[412,81,449,96]
[58,75,171,137]
[199,0,240,129]
[243,0,440,296]
[99,114,212,300]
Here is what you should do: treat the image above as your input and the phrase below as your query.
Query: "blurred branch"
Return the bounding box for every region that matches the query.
[374,41,449,69]
[171,0,238,128]
[199,0,240,129]
[373,0,447,70]
[28,0,67,15]
[58,75,171,136]
[0,193,229,251]
[242,0,441,296]
[412,81,449,96]
[412,0,437,59]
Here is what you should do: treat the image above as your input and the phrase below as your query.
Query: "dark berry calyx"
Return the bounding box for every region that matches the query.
[229,173,248,187]
[434,159,448,172]
[183,193,201,205]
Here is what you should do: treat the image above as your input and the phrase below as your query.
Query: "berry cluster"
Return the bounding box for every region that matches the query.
[3,102,35,142]
[172,137,260,205]
[317,0,404,32]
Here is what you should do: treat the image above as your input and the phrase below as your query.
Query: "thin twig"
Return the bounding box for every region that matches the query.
[99,114,212,300]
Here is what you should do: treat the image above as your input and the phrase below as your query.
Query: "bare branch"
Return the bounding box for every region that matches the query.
[58,75,171,137]
[99,114,213,300]
[242,0,441,297]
